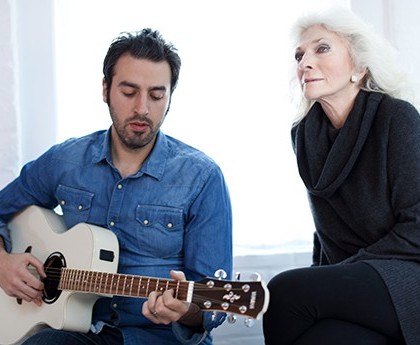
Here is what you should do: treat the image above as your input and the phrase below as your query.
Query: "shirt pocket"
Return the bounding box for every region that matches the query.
[55,184,94,226]
[135,204,184,258]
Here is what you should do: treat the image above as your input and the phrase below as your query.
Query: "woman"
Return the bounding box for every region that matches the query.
[263,7,420,345]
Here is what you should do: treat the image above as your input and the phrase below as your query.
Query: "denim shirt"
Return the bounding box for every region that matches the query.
[0,129,233,345]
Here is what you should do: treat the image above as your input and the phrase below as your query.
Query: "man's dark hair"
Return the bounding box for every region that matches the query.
[103,28,181,97]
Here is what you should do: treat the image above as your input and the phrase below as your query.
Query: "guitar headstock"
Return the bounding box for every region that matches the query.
[192,277,269,319]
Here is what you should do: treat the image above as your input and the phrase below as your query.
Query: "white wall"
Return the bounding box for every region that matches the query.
[0,0,20,189]
[14,0,58,165]
[0,0,57,190]
[352,0,420,94]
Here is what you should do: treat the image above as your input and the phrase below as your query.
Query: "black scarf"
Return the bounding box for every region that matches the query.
[293,90,383,198]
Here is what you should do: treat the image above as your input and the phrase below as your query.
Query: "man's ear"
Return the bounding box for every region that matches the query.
[102,78,108,103]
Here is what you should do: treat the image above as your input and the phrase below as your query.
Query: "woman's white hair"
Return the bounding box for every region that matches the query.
[290,6,416,120]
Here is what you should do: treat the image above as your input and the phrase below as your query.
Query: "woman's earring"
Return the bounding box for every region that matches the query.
[350,75,358,83]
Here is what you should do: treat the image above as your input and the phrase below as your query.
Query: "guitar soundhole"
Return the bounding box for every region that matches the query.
[42,252,66,304]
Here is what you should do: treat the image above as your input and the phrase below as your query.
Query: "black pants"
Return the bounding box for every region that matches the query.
[263,262,404,345]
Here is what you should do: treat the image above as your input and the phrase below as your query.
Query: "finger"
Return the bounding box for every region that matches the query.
[26,255,46,278]
[170,270,186,281]
[142,299,162,322]
[19,279,43,301]
[143,291,161,317]
[163,289,189,313]
[147,291,160,307]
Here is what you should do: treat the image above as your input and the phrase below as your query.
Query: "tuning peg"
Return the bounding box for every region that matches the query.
[214,269,227,280]
[244,317,255,328]
[227,314,237,324]
[211,269,228,322]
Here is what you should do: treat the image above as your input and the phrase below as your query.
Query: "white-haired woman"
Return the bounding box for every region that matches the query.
[263,6,419,345]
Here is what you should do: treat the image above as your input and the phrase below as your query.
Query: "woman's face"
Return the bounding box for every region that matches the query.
[295,24,358,104]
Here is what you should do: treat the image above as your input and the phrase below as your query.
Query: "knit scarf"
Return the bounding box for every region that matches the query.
[293,90,383,198]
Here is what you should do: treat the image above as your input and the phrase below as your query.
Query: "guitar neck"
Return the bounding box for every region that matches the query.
[59,268,193,302]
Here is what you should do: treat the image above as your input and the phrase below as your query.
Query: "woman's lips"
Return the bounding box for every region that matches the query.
[302,77,323,85]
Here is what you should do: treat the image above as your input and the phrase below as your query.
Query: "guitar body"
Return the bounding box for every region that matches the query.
[0,206,119,345]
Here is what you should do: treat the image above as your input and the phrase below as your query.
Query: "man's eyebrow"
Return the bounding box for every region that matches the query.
[118,81,167,92]
[118,81,139,89]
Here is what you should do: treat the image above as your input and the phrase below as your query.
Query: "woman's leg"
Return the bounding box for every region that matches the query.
[263,262,403,345]
[295,319,400,345]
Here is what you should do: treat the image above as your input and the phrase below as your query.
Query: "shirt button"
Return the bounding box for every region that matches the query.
[112,303,118,308]
[60,200,66,206]
[110,221,115,227]
[143,219,149,225]
[117,184,123,190]
[167,223,173,229]
[78,205,83,210]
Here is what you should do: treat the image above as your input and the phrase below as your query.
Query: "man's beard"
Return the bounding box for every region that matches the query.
[110,109,158,150]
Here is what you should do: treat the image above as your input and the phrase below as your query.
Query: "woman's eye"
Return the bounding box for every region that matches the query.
[317,44,330,53]
[295,52,303,62]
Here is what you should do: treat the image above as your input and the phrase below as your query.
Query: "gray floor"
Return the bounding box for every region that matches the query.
[212,252,311,344]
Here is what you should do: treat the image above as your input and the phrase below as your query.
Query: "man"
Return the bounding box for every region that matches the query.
[0,28,232,345]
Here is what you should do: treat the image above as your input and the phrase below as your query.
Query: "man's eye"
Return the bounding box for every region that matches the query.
[295,52,303,62]
[122,92,136,97]
[151,93,164,100]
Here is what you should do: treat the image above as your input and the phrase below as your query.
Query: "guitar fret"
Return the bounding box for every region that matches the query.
[81,270,86,291]
[93,271,98,292]
[146,278,150,296]
[69,269,74,290]
[97,272,102,293]
[121,275,126,295]
[105,272,110,294]
[76,270,81,291]
[68,269,74,290]
[175,280,180,299]
[74,270,80,291]
[87,271,93,292]
[78,270,83,291]
[116,274,120,295]
[137,277,143,296]
[129,275,134,296]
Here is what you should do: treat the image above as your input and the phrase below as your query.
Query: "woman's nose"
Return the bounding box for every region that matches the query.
[298,54,313,71]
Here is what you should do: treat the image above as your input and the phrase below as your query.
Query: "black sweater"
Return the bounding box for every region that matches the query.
[292,90,420,344]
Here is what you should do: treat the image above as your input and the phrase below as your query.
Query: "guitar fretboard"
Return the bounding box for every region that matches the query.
[58,268,193,302]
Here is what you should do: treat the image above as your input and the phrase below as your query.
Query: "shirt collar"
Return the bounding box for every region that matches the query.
[92,128,168,180]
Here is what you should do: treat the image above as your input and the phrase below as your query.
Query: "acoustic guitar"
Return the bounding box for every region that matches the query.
[0,206,269,345]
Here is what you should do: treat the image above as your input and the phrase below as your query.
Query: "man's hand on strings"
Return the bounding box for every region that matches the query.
[0,249,46,306]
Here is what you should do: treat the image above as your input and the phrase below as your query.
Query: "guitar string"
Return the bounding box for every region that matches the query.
[29,266,250,293]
